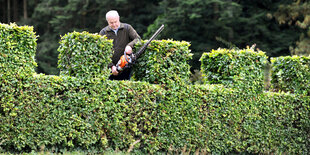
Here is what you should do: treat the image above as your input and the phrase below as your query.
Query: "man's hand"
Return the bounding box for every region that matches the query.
[111,66,119,76]
[125,46,132,54]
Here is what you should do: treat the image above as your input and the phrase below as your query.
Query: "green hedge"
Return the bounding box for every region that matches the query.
[271,55,310,96]
[1,23,309,154]
[0,23,37,78]
[57,31,113,79]
[200,48,268,92]
[0,74,164,152]
[57,34,192,84]
[1,76,309,154]
[132,39,192,84]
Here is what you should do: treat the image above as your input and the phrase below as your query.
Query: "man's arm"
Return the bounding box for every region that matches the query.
[127,24,141,48]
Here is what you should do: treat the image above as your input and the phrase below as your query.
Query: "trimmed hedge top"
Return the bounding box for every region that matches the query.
[57,33,193,84]
[200,48,268,92]
[271,55,310,95]
[0,23,37,77]
[57,31,113,80]
[132,39,192,84]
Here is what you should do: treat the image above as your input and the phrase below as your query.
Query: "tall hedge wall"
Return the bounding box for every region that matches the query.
[271,55,310,96]
[0,23,309,154]
[200,48,268,93]
[1,75,309,154]
[132,39,192,84]
[0,23,37,77]
[57,31,113,80]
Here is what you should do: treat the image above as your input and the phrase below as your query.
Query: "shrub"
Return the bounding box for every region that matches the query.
[132,39,192,84]
[0,74,164,152]
[0,23,37,78]
[1,76,309,154]
[271,55,310,95]
[57,31,113,80]
[58,34,192,84]
[0,23,309,154]
[200,48,268,92]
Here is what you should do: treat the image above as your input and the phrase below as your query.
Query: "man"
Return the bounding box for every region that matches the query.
[99,10,141,80]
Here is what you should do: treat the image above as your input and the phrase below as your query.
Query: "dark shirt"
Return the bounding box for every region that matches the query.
[99,23,141,68]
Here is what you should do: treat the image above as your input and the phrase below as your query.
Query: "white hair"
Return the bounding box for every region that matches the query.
[106,10,119,20]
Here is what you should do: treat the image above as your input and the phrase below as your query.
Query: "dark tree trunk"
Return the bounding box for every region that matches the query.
[13,0,18,21]
[7,0,11,23]
[23,0,27,19]
[1,0,7,23]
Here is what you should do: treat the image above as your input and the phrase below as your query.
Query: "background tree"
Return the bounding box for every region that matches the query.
[29,0,161,74]
[147,0,300,70]
[0,0,308,74]
[272,0,310,56]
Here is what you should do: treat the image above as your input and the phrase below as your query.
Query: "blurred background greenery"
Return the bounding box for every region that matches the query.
[1,0,309,75]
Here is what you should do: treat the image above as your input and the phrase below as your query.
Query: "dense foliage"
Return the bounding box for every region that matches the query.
[271,55,310,95]
[0,23,309,154]
[132,39,192,84]
[1,75,309,154]
[57,31,113,79]
[0,23,37,77]
[273,0,310,56]
[200,47,268,93]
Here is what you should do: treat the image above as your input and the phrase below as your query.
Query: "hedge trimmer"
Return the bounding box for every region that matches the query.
[116,24,164,72]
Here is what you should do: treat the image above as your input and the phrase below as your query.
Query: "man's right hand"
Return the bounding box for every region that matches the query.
[112,66,119,76]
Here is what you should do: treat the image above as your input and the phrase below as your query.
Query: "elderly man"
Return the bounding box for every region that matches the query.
[99,10,141,80]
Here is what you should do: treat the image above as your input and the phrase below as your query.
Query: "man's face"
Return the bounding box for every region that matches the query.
[107,16,120,30]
